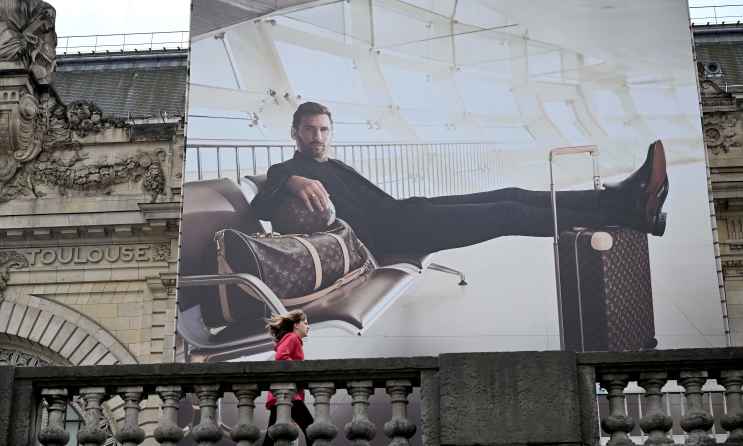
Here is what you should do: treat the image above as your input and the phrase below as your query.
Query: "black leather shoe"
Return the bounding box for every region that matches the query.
[604,140,669,236]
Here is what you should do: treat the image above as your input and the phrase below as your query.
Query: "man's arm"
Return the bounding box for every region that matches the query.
[251,162,293,220]
[252,163,331,219]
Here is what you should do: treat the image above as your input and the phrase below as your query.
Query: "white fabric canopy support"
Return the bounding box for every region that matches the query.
[188,0,705,169]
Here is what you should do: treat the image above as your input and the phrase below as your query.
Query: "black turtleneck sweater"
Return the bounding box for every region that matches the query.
[251,152,407,253]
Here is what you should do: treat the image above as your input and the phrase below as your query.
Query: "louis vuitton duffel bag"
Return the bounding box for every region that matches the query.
[213,219,372,324]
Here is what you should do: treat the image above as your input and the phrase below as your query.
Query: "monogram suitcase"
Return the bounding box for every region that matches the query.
[557,227,657,351]
[549,145,656,352]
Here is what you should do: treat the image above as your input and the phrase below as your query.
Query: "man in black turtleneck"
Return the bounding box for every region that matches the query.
[252,102,669,257]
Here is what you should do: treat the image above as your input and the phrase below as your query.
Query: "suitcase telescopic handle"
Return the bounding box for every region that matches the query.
[548,144,599,352]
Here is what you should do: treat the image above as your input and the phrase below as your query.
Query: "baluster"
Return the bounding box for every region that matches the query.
[307,382,338,446]
[679,371,715,446]
[116,386,146,446]
[231,384,261,446]
[720,370,743,446]
[268,383,299,446]
[192,384,224,446]
[638,372,674,445]
[345,381,376,446]
[599,373,635,446]
[384,380,416,446]
[38,388,70,446]
[78,387,108,446]
[153,385,184,446]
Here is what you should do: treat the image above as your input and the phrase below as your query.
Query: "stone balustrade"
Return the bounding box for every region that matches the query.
[0,357,435,446]
[580,349,743,446]
[1,349,743,445]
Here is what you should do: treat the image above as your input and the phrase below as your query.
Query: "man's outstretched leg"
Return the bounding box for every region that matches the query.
[375,140,669,254]
[422,140,669,236]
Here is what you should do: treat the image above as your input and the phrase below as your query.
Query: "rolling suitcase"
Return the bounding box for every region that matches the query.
[549,146,657,352]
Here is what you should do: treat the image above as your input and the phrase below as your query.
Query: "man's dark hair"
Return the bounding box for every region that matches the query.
[292,101,333,130]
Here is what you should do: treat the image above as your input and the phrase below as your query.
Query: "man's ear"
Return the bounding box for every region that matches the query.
[290,127,297,141]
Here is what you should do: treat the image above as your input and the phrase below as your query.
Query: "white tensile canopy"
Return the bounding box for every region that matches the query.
[189,0,701,178]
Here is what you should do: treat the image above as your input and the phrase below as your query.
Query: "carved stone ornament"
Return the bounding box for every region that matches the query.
[0,348,49,366]
[30,149,166,201]
[0,249,29,293]
[0,1,160,204]
[0,0,57,85]
[152,243,171,262]
[704,112,741,155]
[699,78,735,109]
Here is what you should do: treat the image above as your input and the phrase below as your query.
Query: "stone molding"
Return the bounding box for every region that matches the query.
[0,250,28,295]
[0,223,178,241]
[0,294,138,365]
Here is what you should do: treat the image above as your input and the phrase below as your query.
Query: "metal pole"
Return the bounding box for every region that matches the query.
[196,147,202,180]
[235,147,241,184]
[549,152,565,351]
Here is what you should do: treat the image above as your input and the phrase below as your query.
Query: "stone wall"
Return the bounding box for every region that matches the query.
[0,0,184,367]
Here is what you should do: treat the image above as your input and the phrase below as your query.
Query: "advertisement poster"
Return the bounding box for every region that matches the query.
[178,0,725,365]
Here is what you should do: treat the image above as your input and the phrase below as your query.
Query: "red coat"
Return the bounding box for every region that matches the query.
[265,332,305,409]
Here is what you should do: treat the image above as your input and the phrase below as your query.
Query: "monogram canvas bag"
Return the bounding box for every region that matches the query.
[214,219,371,323]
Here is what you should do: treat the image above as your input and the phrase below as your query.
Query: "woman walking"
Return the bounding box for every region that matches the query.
[263,310,313,446]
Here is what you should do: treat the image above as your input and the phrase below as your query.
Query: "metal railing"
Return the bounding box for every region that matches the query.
[185,142,502,198]
[56,31,190,54]
[690,3,743,25]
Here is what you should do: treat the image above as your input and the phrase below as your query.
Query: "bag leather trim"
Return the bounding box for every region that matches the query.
[290,235,323,290]
[327,232,350,275]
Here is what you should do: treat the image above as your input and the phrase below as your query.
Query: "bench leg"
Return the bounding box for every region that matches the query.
[428,263,467,286]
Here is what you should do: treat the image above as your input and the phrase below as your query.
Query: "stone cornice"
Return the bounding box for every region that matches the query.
[0,222,178,242]
[138,202,182,221]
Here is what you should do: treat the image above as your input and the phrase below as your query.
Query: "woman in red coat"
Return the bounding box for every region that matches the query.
[263,309,313,446]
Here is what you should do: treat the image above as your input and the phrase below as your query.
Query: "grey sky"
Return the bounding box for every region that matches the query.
[49,0,191,37]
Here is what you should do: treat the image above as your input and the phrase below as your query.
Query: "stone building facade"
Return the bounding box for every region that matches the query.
[695,23,743,347]
[0,1,185,369]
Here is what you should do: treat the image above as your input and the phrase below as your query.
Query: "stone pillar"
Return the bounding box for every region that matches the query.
[153,386,183,446]
[720,370,743,446]
[307,382,338,446]
[232,384,261,446]
[38,388,69,446]
[345,381,376,446]
[78,387,108,446]
[679,371,715,446]
[384,380,416,446]
[599,374,635,446]
[267,383,299,446]
[116,386,146,446]
[438,352,585,445]
[192,384,224,446]
[638,372,673,446]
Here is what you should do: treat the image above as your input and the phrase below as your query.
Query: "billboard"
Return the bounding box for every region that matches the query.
[178,0,725,364]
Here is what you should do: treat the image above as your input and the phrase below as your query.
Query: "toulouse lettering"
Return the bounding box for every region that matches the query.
[23,245,156,266]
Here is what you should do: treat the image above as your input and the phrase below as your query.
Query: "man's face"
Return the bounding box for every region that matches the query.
[293,113,332,160]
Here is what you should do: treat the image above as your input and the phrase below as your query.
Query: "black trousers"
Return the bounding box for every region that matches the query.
[263,400,314,446]
[374,187,616,254]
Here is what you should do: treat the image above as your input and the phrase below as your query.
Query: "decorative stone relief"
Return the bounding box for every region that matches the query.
[152,243,171,262]
[30,149,166,200]
[704,112,741,155]
[0,249,29,294]
[0,0,176,204]
[0,0,57,85]
[699,75,735,108]
[0,348,49,366]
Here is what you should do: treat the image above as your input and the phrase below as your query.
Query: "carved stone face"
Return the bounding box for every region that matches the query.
[18,94,38,120]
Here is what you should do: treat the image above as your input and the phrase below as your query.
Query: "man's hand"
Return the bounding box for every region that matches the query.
[286,175,330,212]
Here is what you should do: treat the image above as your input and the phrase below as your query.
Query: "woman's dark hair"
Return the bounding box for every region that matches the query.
[266,309,306,342]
